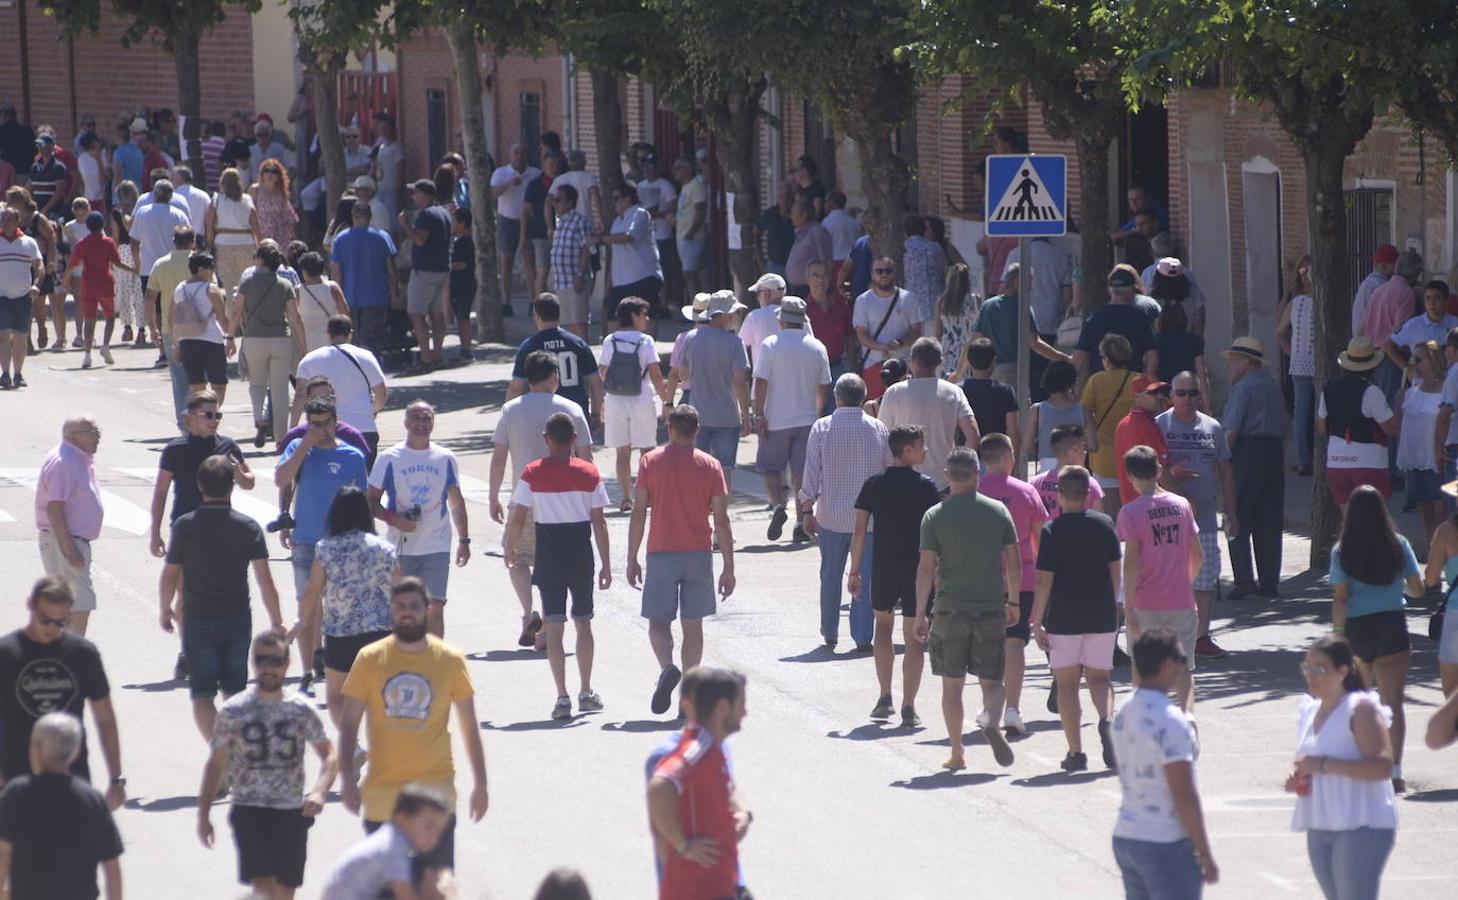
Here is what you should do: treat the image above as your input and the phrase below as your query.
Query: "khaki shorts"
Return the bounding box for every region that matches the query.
[1128,606,1198,672]
[506,508,536,566]
[929,609,1005,681]
[38,532,97,612]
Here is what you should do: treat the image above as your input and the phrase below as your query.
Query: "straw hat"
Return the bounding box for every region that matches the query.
[1337,337,1383,372]
[1221,336,1265,364]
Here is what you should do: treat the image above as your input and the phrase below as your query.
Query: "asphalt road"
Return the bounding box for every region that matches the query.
[1,332,1453,900]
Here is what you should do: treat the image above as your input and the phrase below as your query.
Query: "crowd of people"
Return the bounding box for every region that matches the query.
[6,105,1458,900]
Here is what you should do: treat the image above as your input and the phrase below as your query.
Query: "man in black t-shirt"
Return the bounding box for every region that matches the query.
[961,338,1019,440]
[1030,464,1122,772]
[0,712,124,900]
[1073,266,1159,378]
[507,293,604,429]
[849,425,942,728]
[0,577,125,808]
[403,179,454,371]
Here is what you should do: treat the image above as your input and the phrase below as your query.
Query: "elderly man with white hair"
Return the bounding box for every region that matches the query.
[0,712,124,900]
[35,415,105,635]
[799,373,890,651]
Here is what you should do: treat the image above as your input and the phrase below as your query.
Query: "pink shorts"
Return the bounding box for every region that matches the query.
[1046,632,1116,670]
[1327,467,1390,505]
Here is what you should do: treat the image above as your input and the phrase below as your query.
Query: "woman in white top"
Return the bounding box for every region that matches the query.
[295,250,350,353]
[172,251,233,403]
[77,133,107,210]
[206,167,261,297]
[1287,635,1397,900]
[1398,340,1447,548]
[933,263,980,380]
[1277,256,1316,474]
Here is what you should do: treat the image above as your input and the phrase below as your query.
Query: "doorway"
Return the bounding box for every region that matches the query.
[1123,105,1170,220]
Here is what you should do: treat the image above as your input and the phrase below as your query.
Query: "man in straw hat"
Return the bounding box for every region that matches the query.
[1221,337,1288,600]
[679,291,750,493]
[1318,336,1399,511]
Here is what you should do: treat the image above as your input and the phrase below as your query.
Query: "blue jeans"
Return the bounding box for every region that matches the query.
[182,610,252,700]
[1112,836,1203,900]
[1306,827,1394,900]
[162,341,190,433]
[1292,374,1314,466]
[817,529,873,646]
[823,359,848,417]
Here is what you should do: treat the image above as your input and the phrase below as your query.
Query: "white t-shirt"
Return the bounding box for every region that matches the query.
[876,377,974,490]
[1441,364,1458,447]
[1112,687,1200,843]
[820,208,861,259]
[852,288,924,366]
[295,343,387,433]
[675,177,706,242]
[490,165,540,220]
[494,392,593,484]
[608,207,661,286]
[1317,383,1393,470]
[600,330,659,404]
[373,142,405,204]
[368,443,460,556]
[0,233,41,297]
[132,201,193,271]
[78,153,105,201]
[739,305,815,363]
[174,183,212,230]
[754,329,831,430]
[637,177,677,242]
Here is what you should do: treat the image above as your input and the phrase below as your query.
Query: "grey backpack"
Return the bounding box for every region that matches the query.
[604,335,647,396]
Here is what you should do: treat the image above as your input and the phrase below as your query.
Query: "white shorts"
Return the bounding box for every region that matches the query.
[1047,632,1117,670]
[1128,607,1198,672]
[38,532,97,612]
[604,394,658,449]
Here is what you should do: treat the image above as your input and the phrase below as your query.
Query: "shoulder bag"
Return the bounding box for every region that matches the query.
[860,291,903,402]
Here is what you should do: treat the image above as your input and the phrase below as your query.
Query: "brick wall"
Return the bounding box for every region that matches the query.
[0,6,254,144]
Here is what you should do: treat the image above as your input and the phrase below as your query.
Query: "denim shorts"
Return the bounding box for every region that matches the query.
[1112,835,1203,900]
[641,551,716,621]
[695,425,740,473]
[677,238,706,272]
[291,543,317,597]
[183,610,252,699]
[400,552,451,602]
[497,216,521,254]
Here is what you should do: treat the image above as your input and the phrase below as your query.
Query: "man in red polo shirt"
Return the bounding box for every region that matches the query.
[804,260,853,415]
[1114,375,1184,504]
[648,667,748,900]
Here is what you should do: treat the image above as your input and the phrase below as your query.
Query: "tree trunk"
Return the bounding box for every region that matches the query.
[444,18,504,342]
[591,67,625,229]
[308,58,347,218]
[704,77,764,300]
[1075,130,1114,312]
[1304,145,1351,564]
[848,125,908,266]
[172,29,205,184]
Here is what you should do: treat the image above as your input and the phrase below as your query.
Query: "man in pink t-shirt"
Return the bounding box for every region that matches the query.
[35,415,106,636]
[1115,445,1203,711]
[976,433,1050,735]
[1029,423,1106,517]
[628,405,737,716]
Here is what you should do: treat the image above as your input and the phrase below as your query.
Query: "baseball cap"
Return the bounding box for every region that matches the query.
[351,175,378,192]
[749,272,786,293]
[85,211,105,230]
[1372,244,1399,264]
[1155,257,1183,278]
[254,119,272,134]
[129,117,148,134]
[34,134,54,148]
[776,297,808,325]
[1107,268,1138,289]
[1130,374,1170,397]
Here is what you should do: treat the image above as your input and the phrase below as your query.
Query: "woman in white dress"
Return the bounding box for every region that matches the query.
[206,167,260,297]
[109,180,146,345]
[294,250,350,354]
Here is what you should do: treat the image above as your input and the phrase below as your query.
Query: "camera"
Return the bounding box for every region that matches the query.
[401,505,422,522]
[266,512,295,533]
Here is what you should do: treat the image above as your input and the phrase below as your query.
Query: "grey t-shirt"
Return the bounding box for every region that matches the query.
[1156,408,1230,530]
[681,325,750,429]
[494,392,593,484]
[321,821,412,899]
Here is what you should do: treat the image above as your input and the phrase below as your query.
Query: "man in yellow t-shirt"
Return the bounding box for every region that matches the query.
[338,577,488,883]
[146,225,198,432]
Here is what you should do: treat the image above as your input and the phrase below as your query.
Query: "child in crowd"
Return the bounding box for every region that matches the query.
[64,211,135,369]
[450,207,477,361]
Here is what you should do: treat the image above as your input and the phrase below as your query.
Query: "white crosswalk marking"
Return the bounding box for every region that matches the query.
[0,467,150,535]
[115,467,282,531]
[0,508,14,523]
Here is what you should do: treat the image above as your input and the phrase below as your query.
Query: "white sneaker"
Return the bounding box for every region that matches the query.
[1003,707,1028,736]
[80,352,92,369]
[99,345,114,365]
[975,710,990,728]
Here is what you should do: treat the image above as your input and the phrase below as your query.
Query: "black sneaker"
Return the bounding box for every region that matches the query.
[312,648,326,679]
[900,706,921,729]
[791,523,809,543]
[982,724,1015,767]
[651,664,682,715]
[1099,719,1116,769]
[1060,751,1088,772]
[0,373,9,390]
[12,374,25,388]
[869,695,894,720]
[1112,644,1131,667]
[767,505,788,541]
[172,652,189,682]
[299,670,314,695]
[1046,683,1059,714]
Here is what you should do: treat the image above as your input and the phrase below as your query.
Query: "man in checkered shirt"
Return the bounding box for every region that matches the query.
[548,184,594,339]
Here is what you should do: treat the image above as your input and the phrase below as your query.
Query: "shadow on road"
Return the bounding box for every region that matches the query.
[1402,787,1458,803]
[121,679,185,693]
[469,649,545,662]
[481,718,588,731]
[128,795,198,812]
[891,771,1000,790]
[778,646,840,663]
[602,719,681,733]
[827,723,916,741]
[1012,769,1117,788]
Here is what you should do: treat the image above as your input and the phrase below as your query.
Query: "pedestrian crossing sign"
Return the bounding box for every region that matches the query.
[985,154,1067,237]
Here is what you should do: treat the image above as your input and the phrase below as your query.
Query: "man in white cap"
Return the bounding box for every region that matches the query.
[680,291,750,492]
[739,273,788,368]
[351,175,392,235]
[754,297,831,543]
[1221,337,1288,600]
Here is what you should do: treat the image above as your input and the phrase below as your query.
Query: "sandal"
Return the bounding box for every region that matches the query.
[942,757,966,771]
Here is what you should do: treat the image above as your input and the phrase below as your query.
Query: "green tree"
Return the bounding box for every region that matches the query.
[920,0,1148,308]
[43,0,261,175]
[1132,0,1398,560]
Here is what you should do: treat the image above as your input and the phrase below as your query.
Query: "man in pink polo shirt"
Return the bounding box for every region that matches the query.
[627,405,737,716]
[1115,445,1203,712]
[975,432,1049,736]
[35,415,106,636]
[1361,249,1423,412]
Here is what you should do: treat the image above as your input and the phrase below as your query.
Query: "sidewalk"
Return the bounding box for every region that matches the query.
[1282,469,1430,555]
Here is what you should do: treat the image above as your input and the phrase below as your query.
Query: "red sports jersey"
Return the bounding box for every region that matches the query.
[653,726,738,900]
[70,233,121,297]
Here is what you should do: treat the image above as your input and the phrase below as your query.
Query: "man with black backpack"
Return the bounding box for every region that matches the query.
[600,297,669,512]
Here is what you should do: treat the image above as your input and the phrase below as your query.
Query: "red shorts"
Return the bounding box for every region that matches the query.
[78,285,116,320]
[1327,467,1390,505]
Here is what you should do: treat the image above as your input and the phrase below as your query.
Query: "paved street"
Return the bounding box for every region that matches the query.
[1,331,1454,900]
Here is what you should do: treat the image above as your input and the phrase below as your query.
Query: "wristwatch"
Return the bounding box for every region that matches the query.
[110,776,127,787]
[458,538,472,545]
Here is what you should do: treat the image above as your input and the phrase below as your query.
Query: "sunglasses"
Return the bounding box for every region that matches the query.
[874,267,896,275]
[1173,389,1201,398]
[37,612,70,628]
[1299,663,1330,677]
[253,653,288,668]
[193,410,223,420]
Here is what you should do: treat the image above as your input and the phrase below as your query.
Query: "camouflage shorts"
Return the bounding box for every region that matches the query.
[929,610,1006,681]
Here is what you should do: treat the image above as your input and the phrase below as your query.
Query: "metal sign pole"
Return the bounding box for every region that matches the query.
[1016,236,1032,477]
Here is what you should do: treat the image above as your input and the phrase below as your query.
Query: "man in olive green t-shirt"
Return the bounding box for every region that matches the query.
[915,446,1021,772]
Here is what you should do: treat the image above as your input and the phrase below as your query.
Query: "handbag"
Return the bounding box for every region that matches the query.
[1056,312,1084,351]
[1429,579,1456,642]
[861,291,903,401]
